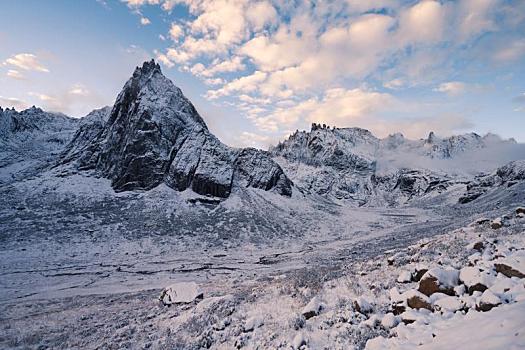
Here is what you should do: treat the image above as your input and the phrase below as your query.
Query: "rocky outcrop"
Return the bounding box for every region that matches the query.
[61,60,292,197]
[59,106,111,164]
[459,160,525,204]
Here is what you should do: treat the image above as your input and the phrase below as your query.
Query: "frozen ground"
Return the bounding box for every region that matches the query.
[0,170,524,349]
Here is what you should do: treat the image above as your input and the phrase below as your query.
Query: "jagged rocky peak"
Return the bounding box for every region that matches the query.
[62,59,292,197]
[271,125,378,171]
[0,105,77,140]
[423,131,495,158]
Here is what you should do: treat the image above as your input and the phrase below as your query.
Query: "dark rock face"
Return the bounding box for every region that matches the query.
[233,148,293,196]
[59,107,111,165]
[494,263,525,279]
[459,160,525,204]
[62,60,292,197]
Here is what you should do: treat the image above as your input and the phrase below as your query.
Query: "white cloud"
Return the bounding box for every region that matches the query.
[140,17,151,25]
[0,95,28,110]
[251,87,395,132]
[383,78,405,90]
[4,53,49,72]
[191,56,245,78]
[236,131,272,149]
[121,0,160,7]
[206,71,267,99]
[434,81,467,96]
[396,0,446,45]
[245,1,277,31]
[457,0,498,41]
[169,23,183,41]
[28,92,57,102]
[154,50,175,68]
[6,69,25,80]
[492,39,525,62]
[68,83,90,96]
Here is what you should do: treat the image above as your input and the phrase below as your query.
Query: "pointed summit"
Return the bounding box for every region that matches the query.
[62,60,292,197]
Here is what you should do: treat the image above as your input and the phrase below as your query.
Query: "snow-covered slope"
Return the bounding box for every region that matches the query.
[60,60,292,197]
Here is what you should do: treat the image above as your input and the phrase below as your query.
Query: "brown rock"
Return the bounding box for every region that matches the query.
[516,207,525,215]
[476,301,500,312]
[491,220,503,229]
[391,303,406,315]
[418,276,455,296]
[468,283,488,294]
[407,295,432,311]
[495,263,525,278]
[472,241,484,252]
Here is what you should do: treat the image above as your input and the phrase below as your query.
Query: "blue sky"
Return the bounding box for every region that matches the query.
[1,0,524,147]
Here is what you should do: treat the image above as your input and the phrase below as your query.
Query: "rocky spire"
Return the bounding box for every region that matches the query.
[61,60,292,197]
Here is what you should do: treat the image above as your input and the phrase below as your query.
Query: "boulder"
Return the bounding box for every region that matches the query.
[418,268,459,296]
[516,207,525,215]
[397,271,412,283]
[459,266,494,294]
[434,296,464,312]
[495,263,525,279]
[159,282,203,305]
[412,268,429,282]
[292,332,308,349]
[381,313,400,329]
[301,296,322,319]
[243,316,263,332]
[353,297,373,314]
[472,241,485,252]
[491,218,503,229]
[476,290,501,312]
[407,293,433,311]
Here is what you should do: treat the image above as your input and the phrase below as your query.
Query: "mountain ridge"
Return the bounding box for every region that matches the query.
[1,60,524,207]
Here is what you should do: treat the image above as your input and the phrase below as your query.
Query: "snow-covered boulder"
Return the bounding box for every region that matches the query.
[434,296,464,313]
[243,316,264,332]
[459,266,495,294]
[476,290,501,311]
[353,296,373,314]
[494,251,525,278]
[381,313,400,329]
[403,290,433,311]
[159,281,203,305]
[397,270,412,283]
[292,332,308,349]
[301,296,322,319]
[418,267,459,296]
[491,217,503,229]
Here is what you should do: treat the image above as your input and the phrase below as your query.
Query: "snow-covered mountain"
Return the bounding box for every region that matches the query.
[0,105,77,153]
[0,106,77,184]
[270,123,524,205]
[60,60,292,197]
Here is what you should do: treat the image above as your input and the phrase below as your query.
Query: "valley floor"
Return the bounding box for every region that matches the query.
[0,174,524,349]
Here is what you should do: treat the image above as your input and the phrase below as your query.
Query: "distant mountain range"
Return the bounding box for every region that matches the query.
[1,60,524,207]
